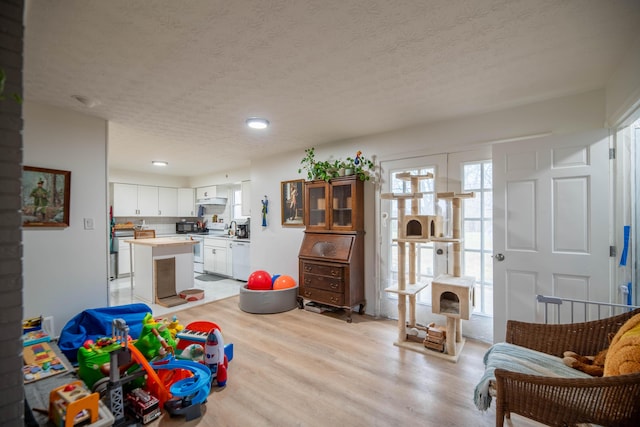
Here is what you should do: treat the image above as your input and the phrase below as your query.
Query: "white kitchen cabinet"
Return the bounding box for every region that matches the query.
[241,180,251,216]
[137,185,159,216]
[203,237,229,276]
[113,183,186,217]
[177,188,195,217]
[196,185,217,200]
[118,240,134,276]
[158,187,178,216]
[113,183,139,216]
[113,183,159,216]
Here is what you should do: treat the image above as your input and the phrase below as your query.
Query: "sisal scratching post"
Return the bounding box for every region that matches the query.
[397,197,407,343]
[408,294,417,327]
[397,240,406,343]
[452,197,461,277]
[431,192,476,360]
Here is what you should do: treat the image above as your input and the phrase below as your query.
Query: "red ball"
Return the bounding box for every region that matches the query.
[273,275,296,290]
[247,270,272,290]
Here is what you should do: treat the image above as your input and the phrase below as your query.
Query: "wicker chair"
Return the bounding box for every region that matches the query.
[494,307,640,427]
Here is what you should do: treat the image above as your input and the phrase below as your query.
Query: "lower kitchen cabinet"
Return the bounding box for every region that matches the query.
[298,232,365,322]
[204,238,229,276]
[118,241,134,277]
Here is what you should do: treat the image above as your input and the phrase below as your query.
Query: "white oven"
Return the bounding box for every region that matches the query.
[191,235,205,273]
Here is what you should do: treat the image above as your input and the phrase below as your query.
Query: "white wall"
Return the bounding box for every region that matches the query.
[249,90,607,319]
[189,167,250,188]
[249,157,307,279]
[606,33,640,127]
[109,168,190,188]
[23,102,109,336]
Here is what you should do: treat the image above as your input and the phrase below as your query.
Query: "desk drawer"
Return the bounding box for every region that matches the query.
[301,261,344,278]
[300,287,344,306]
[302,273,344,292]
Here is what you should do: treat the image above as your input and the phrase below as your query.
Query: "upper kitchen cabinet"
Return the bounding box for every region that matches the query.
[113,183,138,216]
[241,180,251,216]
[304,176,364,232]
[112,183,183,217]
[138,185,160,216]
[158,187,178,217]
[113,183,158,216]
[177,188,195,217]
[196,185,217,200]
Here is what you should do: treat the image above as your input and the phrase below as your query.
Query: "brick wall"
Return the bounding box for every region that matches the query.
[0,1,25,425]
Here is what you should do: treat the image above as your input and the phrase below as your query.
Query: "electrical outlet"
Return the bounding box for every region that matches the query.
[84,218,94,230]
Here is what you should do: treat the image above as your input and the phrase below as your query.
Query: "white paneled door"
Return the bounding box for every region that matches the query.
[492,130,611,342]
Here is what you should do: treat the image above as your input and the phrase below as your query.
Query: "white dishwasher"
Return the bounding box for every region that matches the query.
[230,240,251,281]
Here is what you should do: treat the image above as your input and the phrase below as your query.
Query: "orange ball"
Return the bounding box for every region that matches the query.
[273,275,296,290]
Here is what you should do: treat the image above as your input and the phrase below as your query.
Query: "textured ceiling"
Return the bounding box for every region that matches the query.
[23,0,640,177]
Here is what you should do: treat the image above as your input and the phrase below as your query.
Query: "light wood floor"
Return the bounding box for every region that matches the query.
[149,296,543,427]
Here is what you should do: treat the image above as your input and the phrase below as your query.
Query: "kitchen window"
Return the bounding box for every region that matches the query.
[232,187,242,219]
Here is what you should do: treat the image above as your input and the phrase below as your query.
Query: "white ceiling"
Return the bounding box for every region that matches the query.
[24,0,640,177]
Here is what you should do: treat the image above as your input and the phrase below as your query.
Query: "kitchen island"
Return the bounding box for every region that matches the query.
[125,237,198,305]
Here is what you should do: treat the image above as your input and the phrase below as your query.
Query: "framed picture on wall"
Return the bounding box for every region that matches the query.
[22,166,71,228]
[281,179,304,227]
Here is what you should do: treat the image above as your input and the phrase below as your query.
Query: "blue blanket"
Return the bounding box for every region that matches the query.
[473,342,592,411]
[58,303,152,364]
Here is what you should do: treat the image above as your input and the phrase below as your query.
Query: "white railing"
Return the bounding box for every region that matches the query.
[536,294,640,324]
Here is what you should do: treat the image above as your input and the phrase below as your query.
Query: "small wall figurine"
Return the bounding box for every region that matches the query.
[261,196,268,227]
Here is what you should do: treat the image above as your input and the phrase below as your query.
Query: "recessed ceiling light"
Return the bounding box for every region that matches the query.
[152,161,168,166]
[246,117,270,129]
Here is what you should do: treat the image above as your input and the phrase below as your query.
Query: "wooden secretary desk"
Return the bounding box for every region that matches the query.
[298,175,366,322]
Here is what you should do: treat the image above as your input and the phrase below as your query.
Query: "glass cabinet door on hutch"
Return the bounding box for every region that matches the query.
[305,181,328,230]
[304,177,363,232]
[330,179,355,231]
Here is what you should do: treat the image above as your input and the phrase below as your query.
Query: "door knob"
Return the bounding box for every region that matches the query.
[494,253,505,261]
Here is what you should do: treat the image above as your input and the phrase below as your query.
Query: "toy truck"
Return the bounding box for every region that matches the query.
[126,388,160,424]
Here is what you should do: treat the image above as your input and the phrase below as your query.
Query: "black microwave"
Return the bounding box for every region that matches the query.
[176,222,197,233]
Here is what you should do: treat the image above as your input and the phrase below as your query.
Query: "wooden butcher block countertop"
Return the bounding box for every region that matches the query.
[124,237,198,247]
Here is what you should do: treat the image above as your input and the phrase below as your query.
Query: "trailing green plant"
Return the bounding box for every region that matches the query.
[298,147,317,180]
[313,160,337,182]
[299,147,337,181]
[0,68,23,103]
